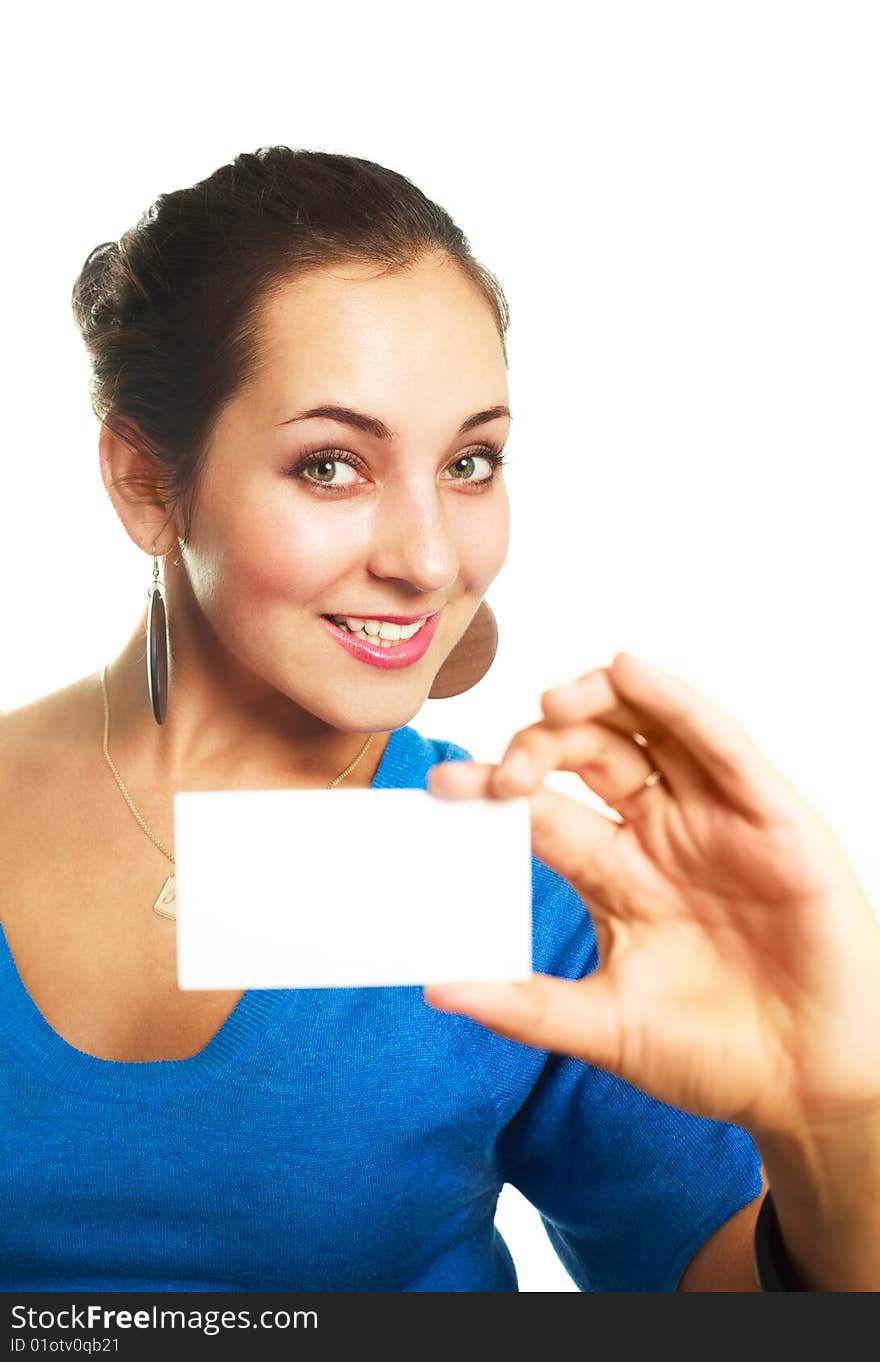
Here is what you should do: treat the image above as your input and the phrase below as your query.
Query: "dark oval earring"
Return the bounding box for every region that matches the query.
[146,550,170,725]
[428,599,498,699]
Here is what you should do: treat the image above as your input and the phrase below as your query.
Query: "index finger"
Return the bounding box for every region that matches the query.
[541,652,790,821]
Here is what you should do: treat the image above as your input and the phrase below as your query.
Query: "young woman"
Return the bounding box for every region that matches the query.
[1,147,877,1293]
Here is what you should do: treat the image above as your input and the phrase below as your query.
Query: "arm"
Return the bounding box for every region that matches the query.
[677,1164,768,1291]
[679,1115,880,1291]
[751,1115,880,1291]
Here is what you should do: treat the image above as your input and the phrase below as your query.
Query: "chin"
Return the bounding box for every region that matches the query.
[297,682,429,736]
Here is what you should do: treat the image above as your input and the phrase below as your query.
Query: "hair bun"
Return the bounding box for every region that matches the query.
[70,240,124,342]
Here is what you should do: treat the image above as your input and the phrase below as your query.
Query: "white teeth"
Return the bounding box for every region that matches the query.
[330,614,426,643]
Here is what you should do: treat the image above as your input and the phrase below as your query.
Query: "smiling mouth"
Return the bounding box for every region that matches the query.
[321,614,432,646]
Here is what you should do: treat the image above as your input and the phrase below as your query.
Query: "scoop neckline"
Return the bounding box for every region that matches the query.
[0,724,411,1101]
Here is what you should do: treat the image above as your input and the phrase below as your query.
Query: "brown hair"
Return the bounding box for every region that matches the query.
[71,146,511,547]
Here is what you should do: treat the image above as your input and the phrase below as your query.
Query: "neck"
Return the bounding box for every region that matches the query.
[101,607,391,795]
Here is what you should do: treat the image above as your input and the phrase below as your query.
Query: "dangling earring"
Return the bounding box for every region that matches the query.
[428,599,498,699]
[146,545,170,724]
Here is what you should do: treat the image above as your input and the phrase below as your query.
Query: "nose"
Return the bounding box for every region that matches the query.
[365,479,460,597]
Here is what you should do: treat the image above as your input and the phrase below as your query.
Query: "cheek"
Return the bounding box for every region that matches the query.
[193,478,510,610]
[207,499,361,609]
[463,490,510,581]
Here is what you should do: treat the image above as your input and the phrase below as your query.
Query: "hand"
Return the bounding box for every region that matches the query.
[424,651,880,1142]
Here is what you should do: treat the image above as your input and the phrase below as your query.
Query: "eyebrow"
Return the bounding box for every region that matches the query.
[277,403,512,441]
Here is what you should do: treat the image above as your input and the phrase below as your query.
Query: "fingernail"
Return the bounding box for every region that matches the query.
[619,652,665,678]
[422,984,475,1011]
[550,681,581,701]
[504,752,533,783]
[423,983,494,1012]
[430,760,470,779]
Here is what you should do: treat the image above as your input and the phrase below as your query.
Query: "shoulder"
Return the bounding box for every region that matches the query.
[407,724,473,768]
[0,672,100,811]
[0,674,108,935]
[1,673,95,746]
[378,723,473,790]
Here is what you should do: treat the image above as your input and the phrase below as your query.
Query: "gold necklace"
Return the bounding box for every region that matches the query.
[99,663,375,922]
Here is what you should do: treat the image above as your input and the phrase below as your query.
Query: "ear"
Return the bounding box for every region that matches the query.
[98,418,179,557]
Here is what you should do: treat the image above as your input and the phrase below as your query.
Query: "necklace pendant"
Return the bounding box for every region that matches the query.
[153,874,177,921]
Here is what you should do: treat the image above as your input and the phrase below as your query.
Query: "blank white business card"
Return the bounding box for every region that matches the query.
[173,788,533,989]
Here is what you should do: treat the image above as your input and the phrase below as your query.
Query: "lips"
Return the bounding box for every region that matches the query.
[320,609,442,670]
[321,612,437,626]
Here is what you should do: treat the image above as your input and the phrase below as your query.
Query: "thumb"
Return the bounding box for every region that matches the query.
[423,971,623,1070]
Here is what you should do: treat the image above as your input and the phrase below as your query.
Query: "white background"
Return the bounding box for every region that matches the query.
[2,1,878,1290]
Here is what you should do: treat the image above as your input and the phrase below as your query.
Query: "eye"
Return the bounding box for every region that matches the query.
[284,442,509,495]
[443,450,503,484]
[299,454,362,489]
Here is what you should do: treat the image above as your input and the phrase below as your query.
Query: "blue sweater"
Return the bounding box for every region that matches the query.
[0,722,763,1292]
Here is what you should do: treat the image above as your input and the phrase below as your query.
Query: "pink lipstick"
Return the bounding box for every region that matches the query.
[320,611,441,670]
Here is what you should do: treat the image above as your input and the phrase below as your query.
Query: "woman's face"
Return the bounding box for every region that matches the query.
[177,253,511,734]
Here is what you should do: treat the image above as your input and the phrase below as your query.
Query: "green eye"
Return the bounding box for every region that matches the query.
[445,449,508,484]
[309,460,351,484]
[286,443,509,494]
[300,456,361,487]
